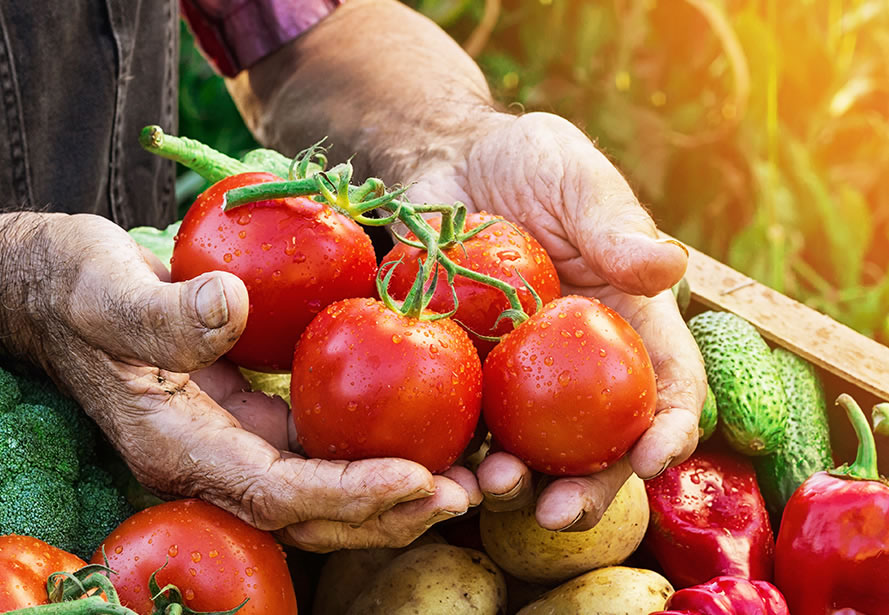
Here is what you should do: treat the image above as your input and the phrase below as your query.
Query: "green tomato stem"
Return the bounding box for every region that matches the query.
[221,179,330,211]
[138,126,250,184]
[6,597,139,614]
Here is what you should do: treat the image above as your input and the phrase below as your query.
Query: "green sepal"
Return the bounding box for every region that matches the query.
[148,563,248,615]
[872,403,889,437]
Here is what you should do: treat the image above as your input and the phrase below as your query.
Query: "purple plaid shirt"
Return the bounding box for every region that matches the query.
[181,0,345,76]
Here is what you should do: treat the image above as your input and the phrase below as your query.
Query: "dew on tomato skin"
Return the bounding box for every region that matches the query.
[223,253,233,263]
[392,334,403,344]
[168,545,179,557]
[238,230,247,239]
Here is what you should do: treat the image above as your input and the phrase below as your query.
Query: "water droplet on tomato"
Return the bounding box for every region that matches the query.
[429,344,439,354]
[223,253,233,263]
[208,550,218,558]
[294,252,306,263]
[392,334,403,344]
[191,551,202,562]
[245,567,254,577]
[347,401,358,412]
[114,546,123,555]
[543,356,554,366]
[185,589,195,601]
[261,242,272,251]
[189,568,197,576]
[168,545,179,557]
[599,348,607,357]
[238,230,247,239]
[497,249,520,262]
[558,371,571,386]
[272,270,282,280]
[237,214,251,225]
[308,299,322,312]
[575,330,584,338]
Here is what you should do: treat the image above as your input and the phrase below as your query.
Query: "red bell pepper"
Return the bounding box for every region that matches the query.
[644,447,775,588]
[775,394,889,615]
[652,576,789,615]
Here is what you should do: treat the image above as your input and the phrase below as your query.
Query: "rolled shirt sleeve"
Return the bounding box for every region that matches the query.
[181,0,345,76]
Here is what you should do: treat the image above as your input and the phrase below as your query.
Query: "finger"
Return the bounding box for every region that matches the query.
[278,475,470,552]
[91,357,437,531]
[137,244,171,282]
[593,289,706,478]
[534,458,633,531]
[219,390,291,451]
[190,359,249,403]
[477,451,535,512]
[440,465,483,507]
[64,215,249,372]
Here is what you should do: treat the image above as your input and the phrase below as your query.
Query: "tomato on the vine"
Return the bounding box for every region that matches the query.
[382,211,561,359]
[483,295,657,476]
[291,297,483,473]
[171,172,377,371]
[92,499,298,615]
[0,535,86,611]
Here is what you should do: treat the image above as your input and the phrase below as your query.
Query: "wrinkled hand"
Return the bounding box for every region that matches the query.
[408,111,708,531]
[3,212,478,551]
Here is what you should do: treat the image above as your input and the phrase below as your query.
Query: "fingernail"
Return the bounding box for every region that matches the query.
[555,509,585,532]
[196,277,229,329]
[642,457,674,481]
[427,510,464,526]
[396,488,436,505]
[658,238,689,258]
[485,476,524,501]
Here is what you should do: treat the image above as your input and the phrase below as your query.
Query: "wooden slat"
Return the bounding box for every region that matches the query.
[680,242,889,403]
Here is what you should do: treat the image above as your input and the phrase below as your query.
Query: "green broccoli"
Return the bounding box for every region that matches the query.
[0,366,136,559]
[0,366,20,413]
[0,467,80,553]
[74,465,135,559]
[15,372,97,461]
[0,404,81,483]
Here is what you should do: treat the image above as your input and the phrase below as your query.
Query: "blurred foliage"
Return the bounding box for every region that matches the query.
[178,1,889,341]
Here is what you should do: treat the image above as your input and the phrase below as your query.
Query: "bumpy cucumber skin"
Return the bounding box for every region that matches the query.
[753,348,833,516]
[688,311,788,455]
[698,383,718,441]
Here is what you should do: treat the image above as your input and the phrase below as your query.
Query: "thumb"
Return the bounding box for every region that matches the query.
[567,154,688,297]
[66,219,249,372]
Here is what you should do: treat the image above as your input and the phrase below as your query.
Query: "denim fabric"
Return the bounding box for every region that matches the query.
[0,1,179,229]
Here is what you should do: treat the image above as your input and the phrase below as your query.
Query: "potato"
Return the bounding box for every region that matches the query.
[312,531,444,615]
[516,566,673,615]
[480,473,649,584]
[345,544,507,615]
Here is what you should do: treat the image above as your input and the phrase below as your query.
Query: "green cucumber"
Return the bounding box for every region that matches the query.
[687,311,788,455]
[698,383,717,441]
[753,348,832,516]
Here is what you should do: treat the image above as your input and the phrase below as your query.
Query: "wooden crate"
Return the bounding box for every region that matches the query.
[681,242,889,470]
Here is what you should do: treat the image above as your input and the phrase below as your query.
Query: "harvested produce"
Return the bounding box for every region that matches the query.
[382,211,560,359]
[644,447,775,588]
[93,498,298,615]
[0,365,132,559]
[344,544,506,615]
[688,311,788,455]
[290,296,482,472]
[483,295,657,476]
[653,576,788,614]
[312,531,445,615]
[752,347,832,517]
[516,566,674,615]
[0,535,86,611]
[775,394,889,615]
[479,473,648,584]
[698,384,717,441]
[171,171,377,371]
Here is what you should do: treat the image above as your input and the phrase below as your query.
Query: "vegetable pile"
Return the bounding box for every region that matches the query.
[7,128,885,614]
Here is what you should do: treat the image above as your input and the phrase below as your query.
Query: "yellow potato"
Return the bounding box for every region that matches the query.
[345,544,507,615]
[312,531,444,615]
[480,473,649,584]
[516,566,674,615]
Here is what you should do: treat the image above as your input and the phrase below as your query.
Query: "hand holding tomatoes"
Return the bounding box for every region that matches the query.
[403,111,707,531]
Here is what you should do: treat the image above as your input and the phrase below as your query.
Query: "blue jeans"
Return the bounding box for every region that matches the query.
[0,0,179,229]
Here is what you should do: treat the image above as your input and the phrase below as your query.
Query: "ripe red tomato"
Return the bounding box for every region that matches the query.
[91,499,298,615]
[0,535,87,610]
[291,297,483,473]
[172,172,377,372]
[483,295,657,476]
[382,211,561,360]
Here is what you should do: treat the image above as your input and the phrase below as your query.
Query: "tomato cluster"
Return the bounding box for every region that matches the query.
[172,173,657,476]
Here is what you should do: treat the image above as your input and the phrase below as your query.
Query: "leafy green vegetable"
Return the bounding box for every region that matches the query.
[129,220,181,269]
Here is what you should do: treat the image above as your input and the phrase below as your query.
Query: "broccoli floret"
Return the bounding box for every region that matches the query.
[0,407,81,484]
[0,366,20,413]
[73,465,134,560]
[15,372,97,462]
[0,468,80,554]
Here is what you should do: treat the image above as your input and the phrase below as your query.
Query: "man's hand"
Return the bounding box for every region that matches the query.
[0,212,478,552]
[408,112,708,531]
